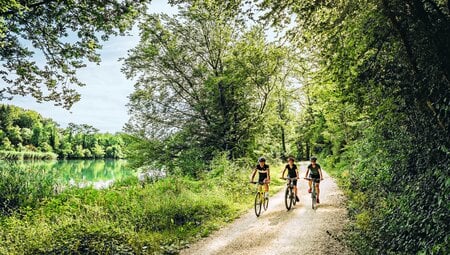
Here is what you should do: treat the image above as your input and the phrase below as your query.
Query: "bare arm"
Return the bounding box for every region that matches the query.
[305,168,310,178]
[319,168,324,180]
[250,169,257,182]
[267,168,271,182]
[281,167,287,178]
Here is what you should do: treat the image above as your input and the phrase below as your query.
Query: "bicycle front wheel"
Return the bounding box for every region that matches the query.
[311,188,316,210]
[254,192,262,217]
[285,188,292,210]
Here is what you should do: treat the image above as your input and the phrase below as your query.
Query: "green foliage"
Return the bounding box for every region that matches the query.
[123,2,296,173]
[0,163,58,215]
[0,104,126,160]
[0,150,57,160]
[257,0,450,253]
[0,156,259,254]
[0,0,147,109]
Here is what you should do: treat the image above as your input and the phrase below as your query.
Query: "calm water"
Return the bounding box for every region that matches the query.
[15,159,135,184]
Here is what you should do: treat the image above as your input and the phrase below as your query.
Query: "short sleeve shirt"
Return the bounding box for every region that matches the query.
[285,164,298,178]
[308,163,321,176]
[256,164,269,181]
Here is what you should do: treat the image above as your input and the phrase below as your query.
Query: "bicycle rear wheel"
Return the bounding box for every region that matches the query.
[285,187,292,210]
[263,195,269,210]
[254,192,262,217]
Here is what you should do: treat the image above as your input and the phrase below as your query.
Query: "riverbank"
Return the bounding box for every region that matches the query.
[0,158,285,254]
[0,150,58,160]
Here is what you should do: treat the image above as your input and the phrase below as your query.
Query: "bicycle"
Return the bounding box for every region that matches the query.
[281,177,298,210]
[250,181,269,217]
[304,177,320,210]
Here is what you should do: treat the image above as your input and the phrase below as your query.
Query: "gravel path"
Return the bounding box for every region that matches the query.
[181,163,352,255]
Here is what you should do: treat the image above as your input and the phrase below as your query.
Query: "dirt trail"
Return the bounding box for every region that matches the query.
[181,162,352,255]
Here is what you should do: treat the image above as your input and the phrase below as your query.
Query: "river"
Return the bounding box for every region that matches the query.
[10,159,136,188]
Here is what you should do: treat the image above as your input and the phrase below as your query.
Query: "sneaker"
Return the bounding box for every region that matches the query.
[296,196,300,202]
[316,198,320,204]
[264,192,269,199]
[308,188,312,193]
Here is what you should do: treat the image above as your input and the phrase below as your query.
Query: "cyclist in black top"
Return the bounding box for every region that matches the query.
[250,157,271,198]
[305,156,324,203]
[281,157,300,202]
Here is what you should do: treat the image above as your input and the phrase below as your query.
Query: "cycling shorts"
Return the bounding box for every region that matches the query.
[309,174,321,183]
[287,177,297,186]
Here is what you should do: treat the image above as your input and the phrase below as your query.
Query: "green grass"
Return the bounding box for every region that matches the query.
[0,163,59,215]
[0,157,286,254]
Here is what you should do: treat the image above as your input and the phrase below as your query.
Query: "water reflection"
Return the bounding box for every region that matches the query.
[14,159,134,186]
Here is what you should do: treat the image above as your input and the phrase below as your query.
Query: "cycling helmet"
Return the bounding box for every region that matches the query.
[288,156,295,162]
[310,156,317,161]
[258,157,266,162]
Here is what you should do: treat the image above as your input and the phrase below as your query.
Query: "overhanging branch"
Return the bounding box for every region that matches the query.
[0,0,56,17]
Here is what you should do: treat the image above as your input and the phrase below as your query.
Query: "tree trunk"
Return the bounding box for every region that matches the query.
[306,142,310,160]
[281,125,286,158]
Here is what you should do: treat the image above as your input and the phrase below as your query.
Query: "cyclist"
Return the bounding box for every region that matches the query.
[305,156,324,203]
[250,157,271,198]
[281,156,300,202]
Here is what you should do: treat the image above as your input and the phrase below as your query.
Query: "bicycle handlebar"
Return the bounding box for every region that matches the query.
[304,177,322,181]
[281,177,298,180]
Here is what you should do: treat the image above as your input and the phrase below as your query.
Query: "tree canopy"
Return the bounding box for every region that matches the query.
[123,1,295,171]
[0,104,126,159]
[255,0,449,253]
[0,0,147,109]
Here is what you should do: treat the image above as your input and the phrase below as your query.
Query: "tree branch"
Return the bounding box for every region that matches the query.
[0,0,56,17]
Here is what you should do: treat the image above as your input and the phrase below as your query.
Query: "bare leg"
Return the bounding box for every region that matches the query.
[315,183,320,199]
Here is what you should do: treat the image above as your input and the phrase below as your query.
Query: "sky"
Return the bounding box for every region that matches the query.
[2,1,178,133]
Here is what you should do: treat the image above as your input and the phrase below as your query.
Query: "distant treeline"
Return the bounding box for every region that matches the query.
[0,104,125,160]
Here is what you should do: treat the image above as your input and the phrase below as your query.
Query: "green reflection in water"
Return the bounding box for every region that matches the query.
[11,159,134,183]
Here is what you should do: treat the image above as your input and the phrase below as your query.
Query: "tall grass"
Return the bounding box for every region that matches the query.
[0,163,58,215]
[0,155,278,254]
[0,150,58,160]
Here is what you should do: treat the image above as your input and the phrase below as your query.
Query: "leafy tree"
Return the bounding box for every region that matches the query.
[123,2,290,170]
[31,124,43,148]
[0,137,12,150]
[39,142,53,153]
[20,128,32,145]
[257,0,449,253]
[0,104,126,159]
[6,126,22,146]
[1,0,147,109]
[91,143,105,158]
[72,144,84,158]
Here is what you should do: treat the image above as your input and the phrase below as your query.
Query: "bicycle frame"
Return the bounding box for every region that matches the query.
[282,177,297,210]
[251,182,268,217]
[304,177,319,209]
